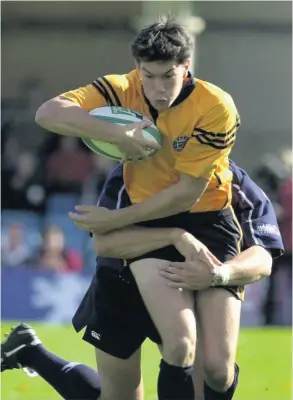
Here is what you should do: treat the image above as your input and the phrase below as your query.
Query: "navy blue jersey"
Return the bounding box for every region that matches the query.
[230,160,284,258]
[97,162,284,259]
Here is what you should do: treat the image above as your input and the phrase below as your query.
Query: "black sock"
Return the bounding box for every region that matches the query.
[17,345,101,400]
[204,364,239,400]
[158,359,195,400]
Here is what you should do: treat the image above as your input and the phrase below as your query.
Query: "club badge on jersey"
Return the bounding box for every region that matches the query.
[173,136,190,152]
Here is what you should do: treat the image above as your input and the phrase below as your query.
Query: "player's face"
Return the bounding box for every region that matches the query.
[138,60,189,111]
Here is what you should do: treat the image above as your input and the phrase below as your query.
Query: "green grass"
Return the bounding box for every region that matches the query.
[1,323,292,400]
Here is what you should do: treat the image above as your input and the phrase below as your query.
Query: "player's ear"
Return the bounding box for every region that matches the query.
[184,60,190,72]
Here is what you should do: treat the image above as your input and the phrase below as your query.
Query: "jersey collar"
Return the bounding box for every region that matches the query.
[142,71,196,121]
[172,71,196,107]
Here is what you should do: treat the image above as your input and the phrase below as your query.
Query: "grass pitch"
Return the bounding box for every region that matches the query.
[1,323,292,400]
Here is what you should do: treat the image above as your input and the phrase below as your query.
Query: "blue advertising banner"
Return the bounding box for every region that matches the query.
[2,266,291,326]
[1,267,91,323]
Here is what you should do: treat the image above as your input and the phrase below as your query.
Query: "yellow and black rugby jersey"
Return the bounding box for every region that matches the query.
[61,70,240,212]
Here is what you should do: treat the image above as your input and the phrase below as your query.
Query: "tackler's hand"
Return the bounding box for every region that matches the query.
[69,206,115,234]
[159,257,224,291]
[172,231,221,267]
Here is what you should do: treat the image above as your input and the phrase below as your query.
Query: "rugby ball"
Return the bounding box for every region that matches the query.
[82,106,161,161]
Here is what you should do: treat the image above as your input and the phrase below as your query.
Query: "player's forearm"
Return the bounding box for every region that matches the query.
[223,245,273,286]
[109,179,208,228]
[35,97,122,143]
[93,227,183,258]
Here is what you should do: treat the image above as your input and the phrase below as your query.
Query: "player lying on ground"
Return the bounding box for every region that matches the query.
[35,16,243,400]
[1,161,284,400]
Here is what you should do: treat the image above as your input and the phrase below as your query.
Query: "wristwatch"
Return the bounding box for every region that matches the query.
[212,265,230,286]
[212,271,225,286]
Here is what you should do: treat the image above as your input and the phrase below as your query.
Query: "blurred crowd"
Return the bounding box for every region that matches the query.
[1,78,116,273]
[254,149,292,325]
[1,80,292,325]
[2,224,83,272]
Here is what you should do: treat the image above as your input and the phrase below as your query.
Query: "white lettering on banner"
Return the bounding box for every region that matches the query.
[31,274,90,323]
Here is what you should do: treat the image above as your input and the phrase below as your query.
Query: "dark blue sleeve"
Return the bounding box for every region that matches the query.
[230,160,284,258]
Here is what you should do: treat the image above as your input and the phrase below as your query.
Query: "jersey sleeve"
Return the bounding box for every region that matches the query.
[231,164,285,259]
[175,95,240,180]
[60,75,127,111]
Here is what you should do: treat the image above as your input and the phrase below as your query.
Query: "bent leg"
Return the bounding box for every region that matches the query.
[130,258,196,400]
[196,288,241,399]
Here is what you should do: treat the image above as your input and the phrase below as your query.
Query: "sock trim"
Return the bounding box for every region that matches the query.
[62,362,81,373]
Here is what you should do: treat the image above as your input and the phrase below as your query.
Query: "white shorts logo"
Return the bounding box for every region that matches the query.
[91,330,101,340]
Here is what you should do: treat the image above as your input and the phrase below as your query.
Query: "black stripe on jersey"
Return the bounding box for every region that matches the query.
[92,80,106,98]
[194,130,237,146]
[214,172,222,186]
[192,114,240,149]
[194,134,236,149]
[92,79,114,106]
[194,115,241,138]
[97,78,119,107]
[100,77,122,107]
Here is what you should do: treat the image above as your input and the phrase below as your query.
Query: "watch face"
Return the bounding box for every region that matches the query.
[213,275,223,286]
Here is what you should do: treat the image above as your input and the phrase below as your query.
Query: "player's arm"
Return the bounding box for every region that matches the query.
[112,173,209,223]
[35,79,126,142]
[161,245,273,291]
[69,173,209,232]
[93,227,181,259]
[35,77,157,158]
[219,245,272,285]
[36,93,125,143]
[95,222,273,286]
[94,226,216,265]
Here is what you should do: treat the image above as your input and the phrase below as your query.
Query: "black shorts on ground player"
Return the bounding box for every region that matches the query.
[72,164,243,359]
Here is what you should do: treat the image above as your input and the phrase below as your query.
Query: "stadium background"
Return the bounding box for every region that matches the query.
[1,1,292,399]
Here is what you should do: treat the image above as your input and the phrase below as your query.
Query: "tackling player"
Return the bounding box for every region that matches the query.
[34,16,242,400]
[1,161,284,400]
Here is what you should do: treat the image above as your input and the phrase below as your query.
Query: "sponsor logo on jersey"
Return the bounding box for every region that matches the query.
[256,224,281,236]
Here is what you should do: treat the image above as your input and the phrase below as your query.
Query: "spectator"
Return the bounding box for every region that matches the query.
[33,226,83,273]
[1,224,31,267]
[2,150,46,213]
[46,137,94,195]
[263,150,292,325]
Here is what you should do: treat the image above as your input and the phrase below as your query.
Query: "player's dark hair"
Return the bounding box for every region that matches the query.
[131,15,194,64]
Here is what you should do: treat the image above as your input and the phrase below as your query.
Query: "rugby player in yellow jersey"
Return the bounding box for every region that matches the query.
[35,16,242,400]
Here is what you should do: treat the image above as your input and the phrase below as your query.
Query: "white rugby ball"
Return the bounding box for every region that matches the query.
[82,106,161,161]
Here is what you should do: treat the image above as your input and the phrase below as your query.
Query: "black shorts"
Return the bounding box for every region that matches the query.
[72,164,243,359]
[73,260,161,359]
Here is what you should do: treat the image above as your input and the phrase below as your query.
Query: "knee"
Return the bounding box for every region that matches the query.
[162,335,196,367]
[100,376,142,400]
[202,360,235,392]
